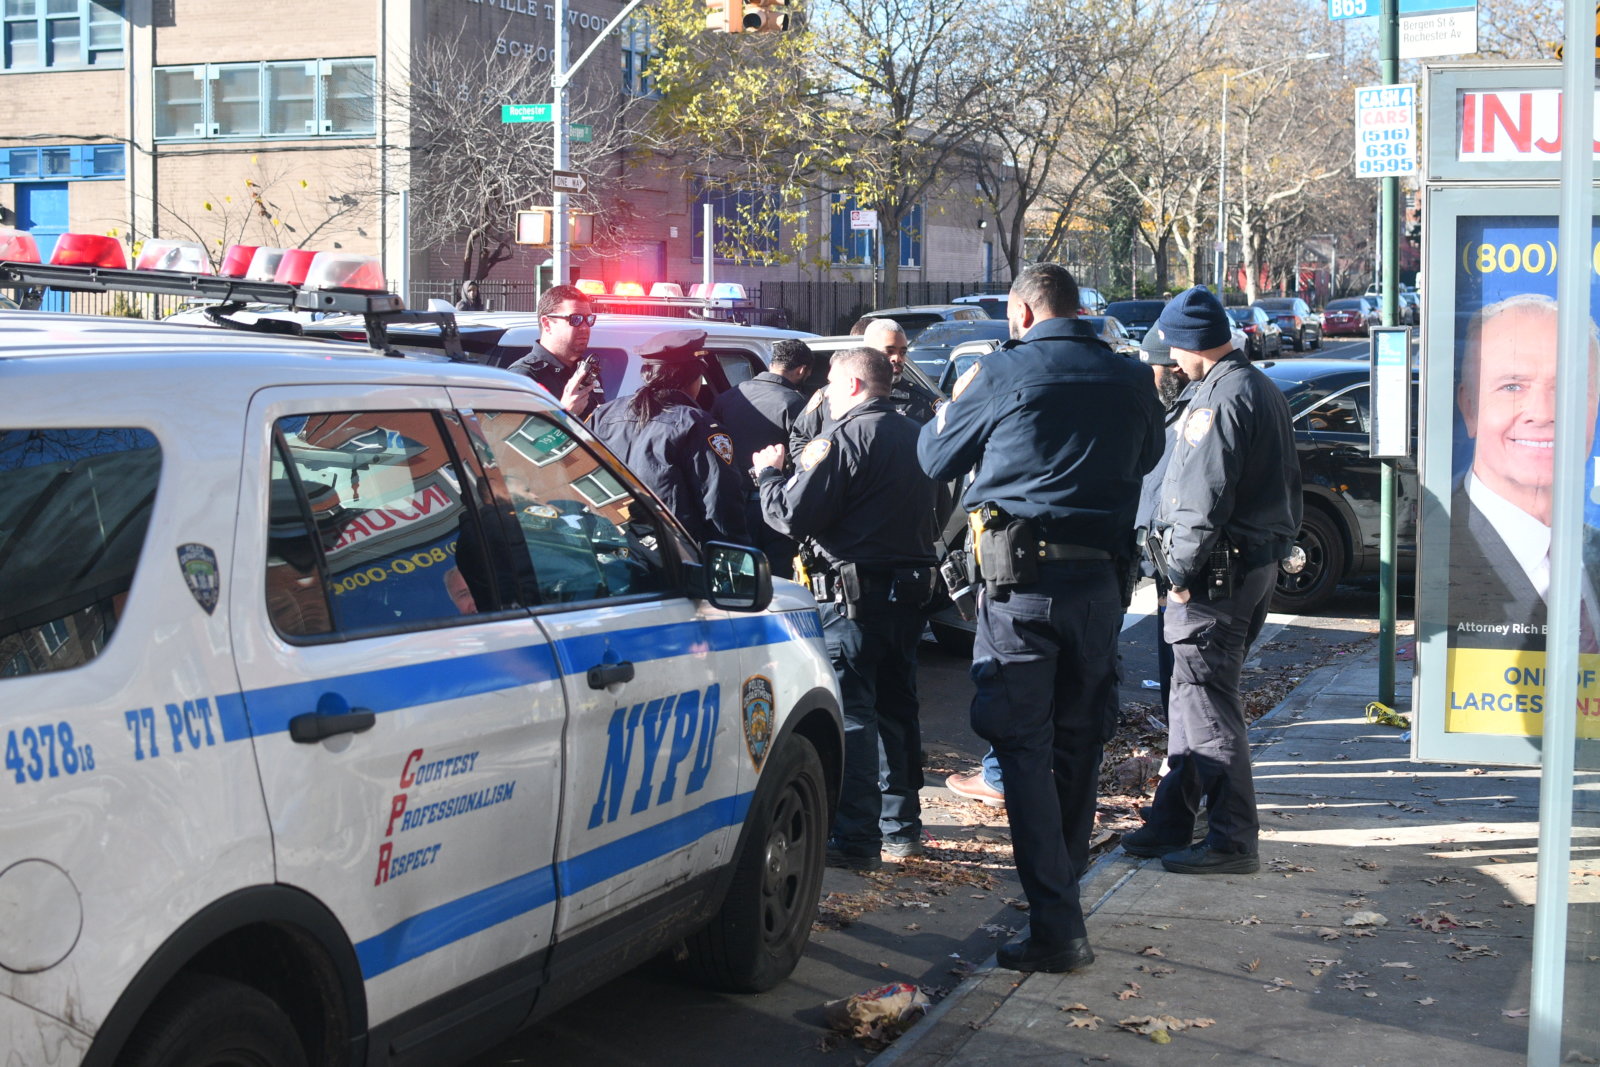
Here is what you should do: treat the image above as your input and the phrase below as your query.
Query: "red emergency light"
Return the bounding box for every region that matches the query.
[611,281,646,297]
[302,253,386,292]
[133,239,215,274]
[575,278,607,295]
[0,229,42,264]
[273,248,318,286]
[48,233,127,269]
[219,244,260,278]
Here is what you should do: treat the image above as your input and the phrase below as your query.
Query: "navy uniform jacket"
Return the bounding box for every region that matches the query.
[917,317,1164,556]
[1135,382,1196,578]
[759,397,936,570]
[1155,349,1301,588]
[710,372,805,472]
[589,392,748,547]
[506,343,598,420]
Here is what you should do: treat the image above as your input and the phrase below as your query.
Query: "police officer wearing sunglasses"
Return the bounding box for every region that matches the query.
[508,284,602,419]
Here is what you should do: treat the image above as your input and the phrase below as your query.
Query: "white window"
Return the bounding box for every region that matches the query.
[153,58,376,141]
[2,0,124,71]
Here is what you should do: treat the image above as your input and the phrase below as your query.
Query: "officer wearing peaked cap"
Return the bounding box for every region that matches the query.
[1121,286,1300,876]
[919,263,1163,975]
[589,329,748,547]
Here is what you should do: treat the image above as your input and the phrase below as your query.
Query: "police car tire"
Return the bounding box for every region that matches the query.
[118,974,308,1067]
[681,735,827,994]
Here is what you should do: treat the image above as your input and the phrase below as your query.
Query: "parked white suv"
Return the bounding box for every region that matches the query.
[0,304,841,1067]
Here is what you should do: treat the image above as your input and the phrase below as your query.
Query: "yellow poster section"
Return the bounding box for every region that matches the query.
[1446,646,1600,737]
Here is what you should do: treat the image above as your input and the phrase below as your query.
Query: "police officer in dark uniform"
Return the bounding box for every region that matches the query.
[753,347,937,869]
[1121,287,1300,875]
[920,264,1163,973]
[788,319,938,455]
[1134,332,1195,721]
[711,339,814,578]
[589,330,748,547]
[507,284,601,419]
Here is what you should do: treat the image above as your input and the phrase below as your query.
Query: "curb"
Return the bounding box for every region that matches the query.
[871,638,1381,1065]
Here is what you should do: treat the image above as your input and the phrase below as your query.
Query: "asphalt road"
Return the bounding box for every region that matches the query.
[469,569,1403,1067]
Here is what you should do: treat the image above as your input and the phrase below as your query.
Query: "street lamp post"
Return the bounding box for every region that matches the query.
[1214,52,1332,295]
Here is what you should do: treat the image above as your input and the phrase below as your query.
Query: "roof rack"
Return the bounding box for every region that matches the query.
[0,261,465,361]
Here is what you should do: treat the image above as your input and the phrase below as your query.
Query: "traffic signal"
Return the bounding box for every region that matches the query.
[705,0,790,33]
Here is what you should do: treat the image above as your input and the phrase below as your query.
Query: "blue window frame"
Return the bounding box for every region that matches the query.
[899,204,923,269]
[153,58,375,141]
[0,143,123,181]
[829,193,872,265]
[2,0,123,71]
[692,178,779,263]
[620,16,657,98]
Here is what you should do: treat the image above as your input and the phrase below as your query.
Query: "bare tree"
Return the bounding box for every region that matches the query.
[386,28,658,283]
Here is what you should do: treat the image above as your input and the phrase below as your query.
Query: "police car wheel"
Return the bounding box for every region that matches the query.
[119,973,308,1067]
[681,735,827,993]
[1271,506,1344,614]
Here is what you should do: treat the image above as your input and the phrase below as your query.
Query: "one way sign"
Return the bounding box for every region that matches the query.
[551,170,587,194]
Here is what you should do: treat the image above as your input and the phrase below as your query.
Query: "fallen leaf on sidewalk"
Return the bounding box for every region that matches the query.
[1417,997,1438,1005]
[1137,964,1175,977]
[1468,767,1485,775]
[1228,915,1262,925]
[1060,1003,1090,1013]
[1502,1008,1529,1018]
[1410,911,1462,932]
[1268,858,1316,873]
[1317,928,1343,941]
[1066,1014,1102,1030]
[1116,982,1143,1001]
[1243,958,1260,973]
[1117,1015,1215,1035]
[1264,977,1295,991]
[1565,1051,1599,1063]
[1343,911,1389,927]
[1490,856,1511,863]
[1337,977,1371,991]
[1381,961,1415,968]
[1351,929,1378,938]
[1138,945,1166,958]
[1356,860,1380,871]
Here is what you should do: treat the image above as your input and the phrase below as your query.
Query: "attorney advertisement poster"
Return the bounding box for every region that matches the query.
[1417,187,1600,763]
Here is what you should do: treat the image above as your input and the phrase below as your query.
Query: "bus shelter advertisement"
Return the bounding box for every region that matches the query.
[1443,213,1600,743]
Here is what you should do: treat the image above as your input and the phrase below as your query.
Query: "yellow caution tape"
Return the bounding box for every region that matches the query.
[1365,701,1411,730]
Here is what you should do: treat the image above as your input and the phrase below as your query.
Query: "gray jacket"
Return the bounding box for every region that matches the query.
[1155,351,1301,588]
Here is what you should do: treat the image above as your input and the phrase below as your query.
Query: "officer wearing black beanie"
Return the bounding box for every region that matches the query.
[1121,286,1301,875]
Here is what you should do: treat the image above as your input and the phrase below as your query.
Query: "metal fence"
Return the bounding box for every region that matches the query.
[25,290,195,320]
[408,278,545,313]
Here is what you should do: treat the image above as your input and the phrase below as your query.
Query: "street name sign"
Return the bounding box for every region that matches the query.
[1328,0,1477,59]
[501,103,553,123]
[570,124,594,143]
[1355,83,1418,178]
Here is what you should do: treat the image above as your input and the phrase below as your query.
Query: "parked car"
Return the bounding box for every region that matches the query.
[1260,358,1417,612]
[1321,296,1381,337]
[1077,286,1109,314]
[903,318,1012,377]
[1399,291,1421,325]
[1102,299,1166,342]
[1079,314,1140,358]
[1252,297,1323,351]
[0,289,843,1066]
[951,292,1009,318]
[859,304,988,341]
[1225,305,1285,360]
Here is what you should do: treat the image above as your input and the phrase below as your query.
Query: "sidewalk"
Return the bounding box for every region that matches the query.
[879,643,1600,1066]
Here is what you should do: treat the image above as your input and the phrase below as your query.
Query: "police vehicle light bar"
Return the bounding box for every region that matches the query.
[134,239,215,275]
[50,233,126,269]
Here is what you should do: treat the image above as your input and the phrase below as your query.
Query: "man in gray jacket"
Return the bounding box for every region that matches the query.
[1121,287,1300,875]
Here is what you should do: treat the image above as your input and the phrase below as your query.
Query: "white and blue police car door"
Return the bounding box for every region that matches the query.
[452,399,743,940]
[229,387,565,1028]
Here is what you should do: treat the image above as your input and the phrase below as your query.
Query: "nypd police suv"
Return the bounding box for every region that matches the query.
[0,306,841,1067]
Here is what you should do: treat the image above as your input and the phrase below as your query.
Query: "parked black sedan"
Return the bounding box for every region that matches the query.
[1253,297,1323,352]
[1103,299,1166,342]
[1225,306,1285,360]
[1261,358,1416,613]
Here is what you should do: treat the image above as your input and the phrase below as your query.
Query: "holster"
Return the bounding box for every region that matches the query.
[970,504,1038,598]
[888,565,937,610]
[1113,531,1139,611]
[938,548,977,621]
[1143,524,1174,588]
[1205,537,1239,599]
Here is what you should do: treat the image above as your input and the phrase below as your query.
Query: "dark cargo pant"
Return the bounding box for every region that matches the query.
[969,560,1122,947]
[1144,561,1276,854]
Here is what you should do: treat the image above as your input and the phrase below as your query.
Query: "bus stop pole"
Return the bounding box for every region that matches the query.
[1377,0,1399,708]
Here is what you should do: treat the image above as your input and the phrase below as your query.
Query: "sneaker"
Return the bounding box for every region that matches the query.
[882,838,925,859]
[826,846,882,872]
[1159,844,1260,875]
[1120,824,1190,858]
[946,769,1005,807]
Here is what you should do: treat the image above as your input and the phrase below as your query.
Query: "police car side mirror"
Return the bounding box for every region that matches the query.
[701,542,773,613]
